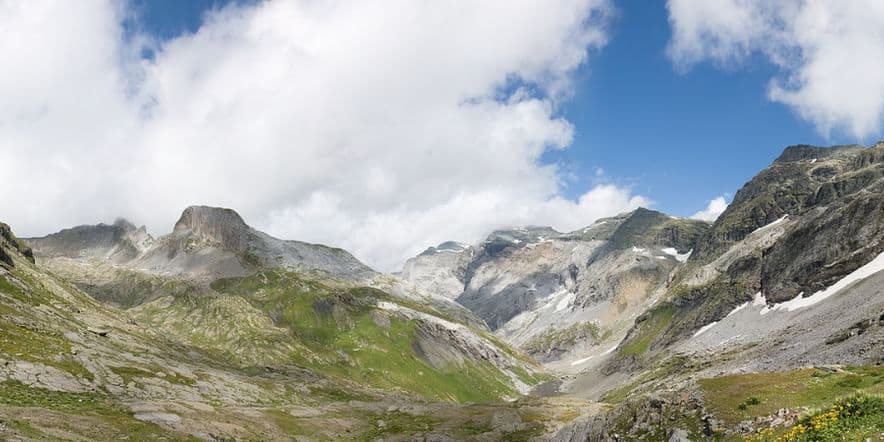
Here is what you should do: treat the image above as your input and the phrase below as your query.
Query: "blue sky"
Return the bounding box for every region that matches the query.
[128,0,234,39]
[131,0,850,218]
[553,1,845,216]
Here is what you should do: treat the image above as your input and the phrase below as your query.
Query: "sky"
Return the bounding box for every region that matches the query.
[2,0,883,271]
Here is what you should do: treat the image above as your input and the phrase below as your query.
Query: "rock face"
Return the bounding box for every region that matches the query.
[25,218,153,263]
[400,209,710,363]
[401,241,474,300]
[27,205,377,283]
[173,205,251,251]
[612,142,884,368]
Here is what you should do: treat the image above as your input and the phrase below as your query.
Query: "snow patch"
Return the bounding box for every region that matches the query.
[570,355,594,366]
[810,158,817,163]
[569,344,618,366]
[751,215,788,235]
[600,345,618,356]
[631,246,646,253]
[555,292,575,312]
[539,289,568,310]
[726,301,750,317]
[692,321,718,338]
[752,292,779,315]
[546,288,568,300]
[661,247,692,263]
[754,251,884,315]
[772,251,884,312]
[752,292,766,307]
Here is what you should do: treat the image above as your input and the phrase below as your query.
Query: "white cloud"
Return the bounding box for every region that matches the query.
[0,0,648,271]
[691,196,728,222]
[667,0,884,139]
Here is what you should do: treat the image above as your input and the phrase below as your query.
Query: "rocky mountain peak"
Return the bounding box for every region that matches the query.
[484,226,561,248]
[606,207,707,251]
[112,218,137,232]
[418,241,471,257]
[173,206,251,250]
[773,143,863,163]
[23,218,154,261]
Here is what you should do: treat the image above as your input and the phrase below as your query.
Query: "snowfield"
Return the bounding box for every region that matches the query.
[661,247,692,263]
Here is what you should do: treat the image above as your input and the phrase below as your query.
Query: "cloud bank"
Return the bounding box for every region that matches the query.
[0,0,651,271]
[691,196,728,222]
[667,0,884,139]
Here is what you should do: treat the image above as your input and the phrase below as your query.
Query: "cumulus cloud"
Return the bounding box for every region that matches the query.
[691,196,728,222]
[667,0,884,139]
[0,0,649,271]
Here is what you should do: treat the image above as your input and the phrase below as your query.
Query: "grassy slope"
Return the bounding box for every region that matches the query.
[0,380,198,440]
[595,364,884,441]
[749,394,884,441]
[0,234,582,440]
[620,305,675,356]
[135,270,527,403]
[0,269,97,381]
[699,366,884,426]
[0,263,199,438]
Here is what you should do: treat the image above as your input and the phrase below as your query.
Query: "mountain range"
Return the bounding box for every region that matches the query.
[0,142,882,440]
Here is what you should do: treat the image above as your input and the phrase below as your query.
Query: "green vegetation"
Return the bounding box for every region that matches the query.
[0,380,198,440]
[0,278,94,381]
[523,321,607,355]
[601,353,711,404]
[0,270,52,306]
[83,271,159,308]
[479,329,544,370]
[500,422,546,442]
[620,305,675,356]
[0,274,26,299]
[738,396,762,410]
[307,385,372,403]
[208,270,521,403]
[0,380,107,412]
[745,394,884,442]
[458,420,493,436]
[699,366,884,426]
[621,276,752,356]
[110,365,195,387]
[360,410,440,439]
[239,250,263,268]
[262,409,312,439]
[507,363,549,386]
